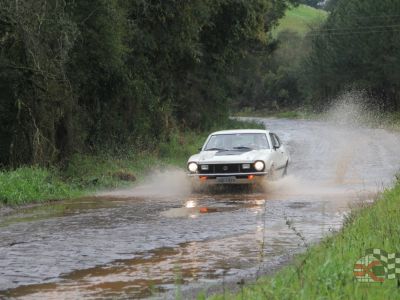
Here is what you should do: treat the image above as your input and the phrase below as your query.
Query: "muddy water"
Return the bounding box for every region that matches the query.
[1,118,400,299]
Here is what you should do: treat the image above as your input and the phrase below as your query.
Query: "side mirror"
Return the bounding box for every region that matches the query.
[273,145,279,150]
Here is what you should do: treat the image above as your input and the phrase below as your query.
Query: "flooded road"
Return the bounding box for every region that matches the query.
[1,118,400,299]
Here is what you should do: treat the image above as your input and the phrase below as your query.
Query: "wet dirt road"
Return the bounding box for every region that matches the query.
[1,118,400,299]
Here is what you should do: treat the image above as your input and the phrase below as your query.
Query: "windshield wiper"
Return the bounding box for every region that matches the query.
[233,146,253,150]
[205,147,227,151]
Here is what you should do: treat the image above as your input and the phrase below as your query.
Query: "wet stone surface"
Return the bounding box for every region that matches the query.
[1,118,400,299]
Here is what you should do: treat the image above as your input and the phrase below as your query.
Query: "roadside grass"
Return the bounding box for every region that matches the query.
[272,4,328,37]
[206,182,400,300]
[380,112,400,131]
[0,168,81,206]
[0,118,264,206]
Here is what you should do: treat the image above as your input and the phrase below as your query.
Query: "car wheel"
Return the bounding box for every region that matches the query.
[282,161,289,177]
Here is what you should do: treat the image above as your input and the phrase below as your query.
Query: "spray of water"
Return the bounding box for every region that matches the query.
[323,90,385,185]
[100,90,398,201]
[266,90,396,201]
[97,167,191,199]
[322,90,382,127]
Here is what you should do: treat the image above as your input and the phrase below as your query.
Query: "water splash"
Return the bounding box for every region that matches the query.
[323,90,382,127]
[97,168,191,199]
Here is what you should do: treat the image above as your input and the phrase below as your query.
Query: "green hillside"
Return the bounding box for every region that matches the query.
[274,4,328,36]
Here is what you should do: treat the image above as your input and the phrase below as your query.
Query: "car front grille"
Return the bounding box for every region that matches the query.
[198,163,257,174]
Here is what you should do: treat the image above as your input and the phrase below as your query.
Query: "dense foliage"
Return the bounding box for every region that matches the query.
[237,0,400,113]
[233,4,326,111]
[0,0,296,167]
[4,0,395,168]
[304,0,400,110]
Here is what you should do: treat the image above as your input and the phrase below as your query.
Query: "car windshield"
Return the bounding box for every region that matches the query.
[204,133,270,151]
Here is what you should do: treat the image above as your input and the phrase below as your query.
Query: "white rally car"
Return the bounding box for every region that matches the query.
[187,129,290,187]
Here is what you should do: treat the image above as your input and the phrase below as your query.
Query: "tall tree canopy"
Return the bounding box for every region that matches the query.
[305,0,400,109]
[0,0,297,167]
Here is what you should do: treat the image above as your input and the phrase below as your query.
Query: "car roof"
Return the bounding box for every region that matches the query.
[210,129,270,135]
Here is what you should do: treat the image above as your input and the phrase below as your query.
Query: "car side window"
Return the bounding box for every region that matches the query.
[273,134,281,147]
[270,133,280,148]
[269,133,277,148]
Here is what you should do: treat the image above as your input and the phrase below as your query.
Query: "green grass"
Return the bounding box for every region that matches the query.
[0,119,264,206]
[379,112,400,131]
[207,182,400,300]
[0,168,81,206]
[273,4,328,37]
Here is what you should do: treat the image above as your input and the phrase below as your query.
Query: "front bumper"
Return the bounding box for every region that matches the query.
[188,172,268,185]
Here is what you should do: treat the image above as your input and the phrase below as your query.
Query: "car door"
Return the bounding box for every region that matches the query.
[270,133,288,170]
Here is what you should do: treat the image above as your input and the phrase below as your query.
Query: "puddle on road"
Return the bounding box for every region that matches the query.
[0,197,128,228]
[0,187,374,300]
[0,225,302,300]
[161,195,266,219]
[0,165,381,300]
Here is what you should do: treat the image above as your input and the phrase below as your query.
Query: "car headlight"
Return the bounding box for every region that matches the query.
[188,162,198,173]
[242,163,251,170]
[254,161,265,171]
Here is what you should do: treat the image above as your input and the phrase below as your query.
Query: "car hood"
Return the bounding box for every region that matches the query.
[188,149,271,164]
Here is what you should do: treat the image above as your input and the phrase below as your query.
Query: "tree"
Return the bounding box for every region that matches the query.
[305,0,400,110]
[0,0,302,167]
[324,0,339,11]
[0,0,77,166]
